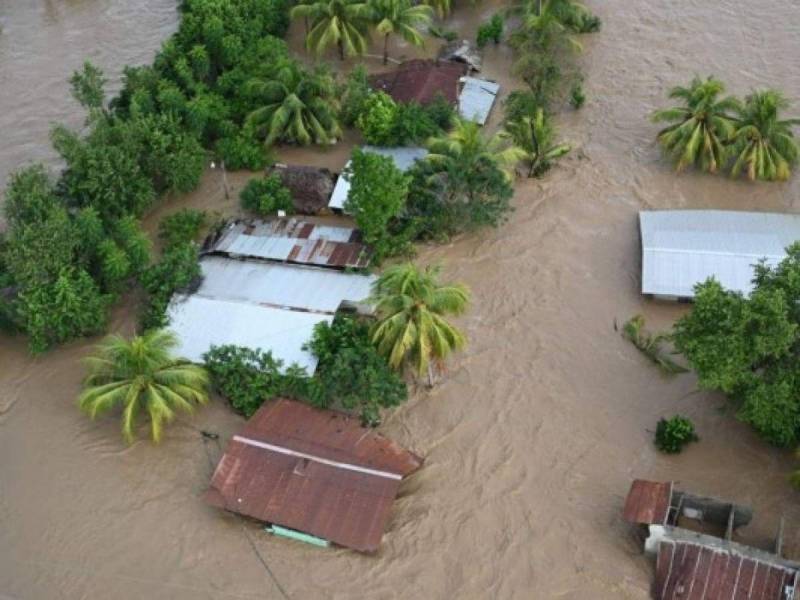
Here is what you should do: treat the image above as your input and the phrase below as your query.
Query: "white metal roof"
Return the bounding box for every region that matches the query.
[167,294,331,371]
[328,146,428,210]
[196,256,375,313]
[639,210,800,298]
[458,77,500,125]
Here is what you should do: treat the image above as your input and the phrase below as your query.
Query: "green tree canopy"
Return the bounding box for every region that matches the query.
[79,329,210,442]
[291,0,371,60]
[368,0,432,65]
[673,245,800,446]
[370,263,469,383]
[501,108,571,177]
[730,90,800,181]
[652,76,739,174]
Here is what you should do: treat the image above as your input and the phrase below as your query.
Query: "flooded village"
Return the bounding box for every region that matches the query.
[1,0,800,599]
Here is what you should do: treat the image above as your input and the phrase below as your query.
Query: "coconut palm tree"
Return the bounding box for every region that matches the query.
[729,90,800,182]
[291,0,371,60]
[369,0,433,65]
[426,118,525,180]
[370,263,470,385]
[245,63,341,146]
[651,76,739,174]
[422,0,451,19]
[502,108,571,177]
[78,329,209,443]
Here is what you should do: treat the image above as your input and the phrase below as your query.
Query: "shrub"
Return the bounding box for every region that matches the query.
[340,65,372,127]
[203,345,314,417]
[139,242,202,330]
[654,415,698,454]
[570,81,586,109]
[477,14,503,48]
[357,92,398,146]
[306,315,407,426]
[240,174,294,216]
[622,315,687,375]
[344,149,412,263]
[215,132,269,170]
[158,209,208,249]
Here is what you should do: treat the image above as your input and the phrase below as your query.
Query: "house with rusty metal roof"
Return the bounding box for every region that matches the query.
[207,218,370,269]
[267,164,335,215]
[205,398,423,552]
[623,479,799,599]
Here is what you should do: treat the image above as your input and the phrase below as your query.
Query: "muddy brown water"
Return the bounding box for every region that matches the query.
[2,0,800,598]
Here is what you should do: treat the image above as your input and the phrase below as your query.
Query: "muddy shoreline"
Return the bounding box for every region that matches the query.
[2,0,800,598]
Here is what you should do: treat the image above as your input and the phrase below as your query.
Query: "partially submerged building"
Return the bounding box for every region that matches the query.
[205,398,423,552]
[639,210,800,301]
[267,163,335,215]
[329,145,428,211]
[623,479,799,599]
[369,59,501,126]
[168,218,375,371]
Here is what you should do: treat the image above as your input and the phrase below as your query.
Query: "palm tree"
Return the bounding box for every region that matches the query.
[245,63,341,146]
[370,263,470,385]
[369,0,432,65]
[729,90,800,182]
[651,76,739,174]
[426,118,525,180]
[78,329,209,443]
[291,0,371,60]
[422,0,451,19]
[502,108,571,177]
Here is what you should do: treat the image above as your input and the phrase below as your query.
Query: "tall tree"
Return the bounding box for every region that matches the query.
[730,90,800,181]
[651,76,739,174]
[78,329,209,443]
[370,263,470,384]
[245,63,341,146]
[368,0,432,65]
[502,108,571,177]
[291,0,371,60]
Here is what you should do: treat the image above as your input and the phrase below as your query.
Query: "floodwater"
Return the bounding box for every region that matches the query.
[2,0,800,599]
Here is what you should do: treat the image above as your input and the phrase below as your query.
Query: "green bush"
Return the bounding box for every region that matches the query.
[477,14,503,48]
[340,65,372,127]
[215,132,269,170]
[203,345,314,417]
[240,174,294,216]
[570,81,586,109]
[654,415,698,454]
[357,92,399,146]
[139,243,202,330]
[306,315,407,426]
[158,209,208,249]
[357,91,455,147]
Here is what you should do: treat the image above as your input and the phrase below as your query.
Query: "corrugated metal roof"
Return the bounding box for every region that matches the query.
[211,219,370,269]
[329,146,428,210]
[195,257,375,313]
[623,479,673,526]
[167,294,331,370]
[205,399,423,552]
[655,539,799,599]
[640,210,800,298]
[458,77,499,125]
[368,59,467,105]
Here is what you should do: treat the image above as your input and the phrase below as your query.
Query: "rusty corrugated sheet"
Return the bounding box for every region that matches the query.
[205,399,423,553]
[369,59,467,106]
[623,479,673,526]
[655,540,799,599]
[211,219,370,269]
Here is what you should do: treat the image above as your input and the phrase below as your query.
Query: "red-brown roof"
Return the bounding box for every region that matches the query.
[205,399,423,552]
[369,59,467,106]
[623,479,673,526]
[655,540,799,599]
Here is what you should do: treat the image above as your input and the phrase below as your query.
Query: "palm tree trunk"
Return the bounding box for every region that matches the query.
[338,39,345,61]
[427,364,435,388]
[383,34,390,65]
[304,16,309,36]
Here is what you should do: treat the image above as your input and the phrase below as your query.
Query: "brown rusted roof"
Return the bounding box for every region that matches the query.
[369,59,467,106]
[209,218,370,269]
[268,164,335,215]
[623,479,673,526]
[205,399,423,552]
[655,540,799,599]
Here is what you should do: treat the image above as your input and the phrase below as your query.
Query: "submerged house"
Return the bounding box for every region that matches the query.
[329,145,429,211]
[369,59,501,126]
[205,398,423,552]
[639,210,800,301]
[168,218,375,371]
[267,164,335,215]
[623,479,799,599]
